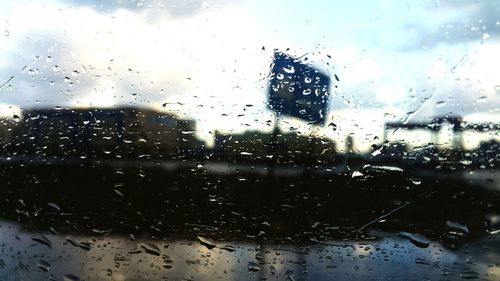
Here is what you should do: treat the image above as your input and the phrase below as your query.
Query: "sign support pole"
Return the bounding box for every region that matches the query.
[267,114,279,180]
[303,125,318,178]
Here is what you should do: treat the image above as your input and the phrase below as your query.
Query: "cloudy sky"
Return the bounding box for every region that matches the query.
[0,0,499,150]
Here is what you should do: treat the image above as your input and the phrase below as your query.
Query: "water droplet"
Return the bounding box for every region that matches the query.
[220,245,236,252]
[446,221,470,236]
[435,100,446,107]
[71,70,80,77]
[128,246,142,254]
[352,171,364,178]
[460,270,479,279]
[411,178,422,185]
[459,160,472,165]
[163,257,174,269]
[46,56,53,63]
[248,261,260,272]
[283,65,295,74]
[64,77,71,83]
[113,189,124,198]
[37,260,50,272]
[276,73,284,80]
[285,270,296,281]
[197,236,216,250]
[63,274,80,281]
[270,265,277,275]
[400,232,430,248]
[303,89,311,95]
[365,165,404,172]
[67,238,92,250]
[442,269,454,276]
[485,214,500,234]
[415,257,430,265]
[32,234,52,248]
[47,202,61,212]
[92,228,111,234]
[53,65,59,72]
[304,77,312,83]
[477,95,487,102]
[141,243,161,256]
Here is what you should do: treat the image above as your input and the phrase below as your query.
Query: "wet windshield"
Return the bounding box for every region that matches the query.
[0,0,499,280]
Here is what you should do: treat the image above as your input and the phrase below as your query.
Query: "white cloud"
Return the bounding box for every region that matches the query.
[0,0,498,147]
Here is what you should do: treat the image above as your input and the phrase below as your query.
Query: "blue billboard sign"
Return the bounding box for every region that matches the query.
[268,51,331,124]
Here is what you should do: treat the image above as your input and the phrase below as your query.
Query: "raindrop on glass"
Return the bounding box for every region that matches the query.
[141,243,161,256]
[37,260,51,272]
[197,236,217,250]
[400,232,430,248]
[63,274,80,281]
[446,221,469,236]
[283,65,295,74]
[247,261,260,272]
[485,214,500,234]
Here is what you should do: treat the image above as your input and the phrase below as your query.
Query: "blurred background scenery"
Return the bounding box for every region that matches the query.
[0,0,499,280]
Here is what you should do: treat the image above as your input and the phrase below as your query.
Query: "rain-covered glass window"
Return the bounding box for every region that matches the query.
[0,0,499,280]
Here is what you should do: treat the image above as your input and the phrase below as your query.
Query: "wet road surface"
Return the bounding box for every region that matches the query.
[0,162,498,280]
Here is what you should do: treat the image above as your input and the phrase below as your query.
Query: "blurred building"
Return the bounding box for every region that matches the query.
[385,116,500,150]
[8,107,205,159]
[214,130,337,162]
[384,116,464,150]
[472,139,499,168]
[380,116,500,169]
[0,118,17,146]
